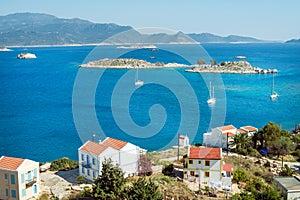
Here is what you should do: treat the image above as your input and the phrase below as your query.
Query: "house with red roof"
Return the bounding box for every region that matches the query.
[203,125,237,148]
[240,126,258,136]
[0,156,40,200]
[183,147,232,190]
[78,137,144,181]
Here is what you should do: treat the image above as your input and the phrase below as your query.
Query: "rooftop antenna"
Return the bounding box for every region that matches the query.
[92,134,95,142]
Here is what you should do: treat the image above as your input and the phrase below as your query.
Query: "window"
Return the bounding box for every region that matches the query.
[34,168,37,177]
[92,158,96,165]
[190,171,195,176]
[22,189,26,197]
[205,160,210,166]
[28,171,32,182]
[5,188,8,197]
[205,171,210,177]
[87,169,90,176]
[195,174,199,177]
[198,160,201,164]
[4,173,8,179]
[93,171,96,178]
[86,155,90,164]
[189,159,193,164]
[10,174,15,184]
[81,154,84,161]
[11,190,16,198]
[21,173,25,183]
[82,167,85,174]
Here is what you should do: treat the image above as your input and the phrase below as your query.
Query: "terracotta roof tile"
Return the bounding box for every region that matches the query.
[238,129,247,134]
[80,137,128,155]
[102,137,128,150]
[219,125,236,132]
[222,164,233,172]
[79,141,108,155]
[189,147,221,160]
[0,156,25,170]
[223,132,235,137]
[242,126,258,132]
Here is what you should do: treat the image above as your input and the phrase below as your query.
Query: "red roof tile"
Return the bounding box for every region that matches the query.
[0,156,25,170]
[238,129,247,134]
[80,137,128,155]
[189,147,221,160]
[80,141,108,155]
[242,126,257,132]
[219,125,236,132]
[102,137,128,150]
[223,132,235,137]
[222,164,233,172]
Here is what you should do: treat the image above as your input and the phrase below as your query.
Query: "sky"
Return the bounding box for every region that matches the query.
[0,0,299,41]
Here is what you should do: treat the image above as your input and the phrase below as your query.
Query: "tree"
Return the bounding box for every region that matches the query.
[92,158,126,200]
[233,167,248,183]
[126,178,163,200]
[267,136,296,169]
[76,175,86,184]
[197,59,206,65]
[230,133,251,155]
[262,122,281,147]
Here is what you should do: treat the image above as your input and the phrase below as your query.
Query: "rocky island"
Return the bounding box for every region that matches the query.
[79,58,277,74]
[79,58,187,69]
[185,61,278,74]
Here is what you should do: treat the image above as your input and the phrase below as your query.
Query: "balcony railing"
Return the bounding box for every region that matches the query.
[81,161,91,169]
[25,177,37,188]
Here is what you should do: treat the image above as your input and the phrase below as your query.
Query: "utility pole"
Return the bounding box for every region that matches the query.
[177,133,180,161]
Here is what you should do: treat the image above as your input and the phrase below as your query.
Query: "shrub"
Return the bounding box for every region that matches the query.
[233,167,248,183]
[50,157,78,171]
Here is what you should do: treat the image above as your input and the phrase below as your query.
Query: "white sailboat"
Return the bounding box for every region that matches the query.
[207,82,216,105]
[134,68,144,87]
[270,74,279,100]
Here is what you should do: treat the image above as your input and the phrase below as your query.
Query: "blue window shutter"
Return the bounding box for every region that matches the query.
[11,190,16,198]
[22,189,26,197]
[5,188,8,196]
[21,174,25,183]
[34,168,37,177]
[10,174,15,184]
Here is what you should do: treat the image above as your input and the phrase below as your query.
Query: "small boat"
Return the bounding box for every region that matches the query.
[0,47,13,52]
[134,68,144,87]
[270,74,279,100]
[17,53,36,59]
[207,82,216,105]
[235,56,246,59]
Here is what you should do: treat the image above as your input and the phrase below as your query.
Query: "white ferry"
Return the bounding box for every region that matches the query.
[17,53,37,59]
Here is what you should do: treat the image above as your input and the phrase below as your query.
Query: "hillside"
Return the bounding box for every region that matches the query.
[285,38,300,43]
[0,13,266,46]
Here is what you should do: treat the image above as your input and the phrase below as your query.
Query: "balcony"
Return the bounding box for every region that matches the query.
[81,161,91,169]
[25,177,37,188]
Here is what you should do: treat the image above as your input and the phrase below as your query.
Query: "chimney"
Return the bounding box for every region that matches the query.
[98,140,102,144]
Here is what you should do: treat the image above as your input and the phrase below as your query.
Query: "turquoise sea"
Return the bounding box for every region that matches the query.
[0,43,299,161]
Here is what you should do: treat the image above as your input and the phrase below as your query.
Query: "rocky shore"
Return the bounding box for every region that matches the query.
[185,61,278,74]
[79,58,277,74]
[79,58,187,69]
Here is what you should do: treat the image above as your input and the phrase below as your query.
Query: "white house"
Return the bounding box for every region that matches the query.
[240,126,258,136]
[78,137,144,181]
[183,146,231,190]
[274,176,300,200]
[179,135,189,147]
[0,156,40,200]
[203,125,237,148]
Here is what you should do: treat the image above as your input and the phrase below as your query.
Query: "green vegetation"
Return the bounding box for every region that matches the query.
[233,167,248,183]
[50,157,78,171]
[80,158,162,200]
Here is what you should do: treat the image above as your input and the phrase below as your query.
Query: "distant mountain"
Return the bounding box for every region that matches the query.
[0,13,265,46]
[0,13,133,46]
[187,33,265,43]
[285,39,300,43]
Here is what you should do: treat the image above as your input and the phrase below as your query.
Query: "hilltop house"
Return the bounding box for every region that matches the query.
[0,156,40,200]
[203,125,258,148]
[203,125,237,148]
[183,147,232,189]
[178,135,190,147]
[183,147,232,190]
[78,137,144,182]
